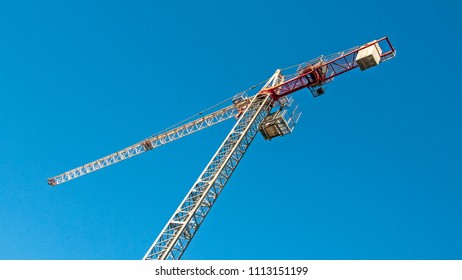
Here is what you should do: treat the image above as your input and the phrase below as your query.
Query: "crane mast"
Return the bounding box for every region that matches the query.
[48,37,396,260]
[143,71,283,260]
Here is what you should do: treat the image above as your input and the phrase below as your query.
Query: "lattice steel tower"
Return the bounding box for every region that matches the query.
[48,37,396,260]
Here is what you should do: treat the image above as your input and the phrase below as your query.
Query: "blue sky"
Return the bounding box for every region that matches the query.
[0,0,460,260]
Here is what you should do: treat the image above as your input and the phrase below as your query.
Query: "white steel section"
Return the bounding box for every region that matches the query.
[143,94,272,260]
[143,71,282,260]
[48,102,248,186]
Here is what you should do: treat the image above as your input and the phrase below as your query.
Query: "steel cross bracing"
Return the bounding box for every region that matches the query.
[143,71,283,260]
[264,36,396,100]
[48,37,395,187]
[47,102,248,186]
[47,37,396,260]
[143,94,272,260]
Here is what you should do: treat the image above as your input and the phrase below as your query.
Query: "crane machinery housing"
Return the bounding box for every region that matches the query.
[48,37,396,260]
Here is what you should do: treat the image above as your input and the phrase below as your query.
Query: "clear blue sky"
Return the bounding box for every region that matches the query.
[0,0,460,260]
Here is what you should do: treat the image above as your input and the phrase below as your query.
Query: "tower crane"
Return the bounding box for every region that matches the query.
[48,37,396,260]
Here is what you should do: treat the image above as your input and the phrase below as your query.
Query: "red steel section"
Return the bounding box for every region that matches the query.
[261,37,395,100]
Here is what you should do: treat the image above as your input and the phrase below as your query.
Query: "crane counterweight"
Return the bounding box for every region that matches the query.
[356,42,383,71]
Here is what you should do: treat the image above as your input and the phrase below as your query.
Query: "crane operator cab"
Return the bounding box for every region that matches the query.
[297,59,329,98]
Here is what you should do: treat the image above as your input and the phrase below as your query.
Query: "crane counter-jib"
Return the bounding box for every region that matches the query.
[264,37,395,100]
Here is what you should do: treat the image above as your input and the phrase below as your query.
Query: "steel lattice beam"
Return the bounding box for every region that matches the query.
[46,38,395,260]
[47,103,247,186]
[142,71,284,260]
[143,93,273,260]
[265,37,396,100]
